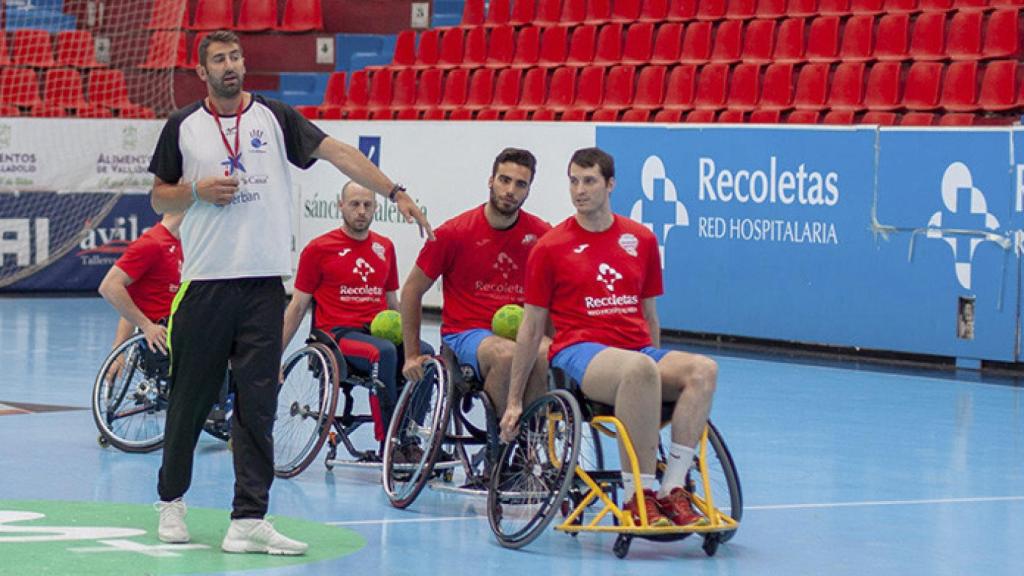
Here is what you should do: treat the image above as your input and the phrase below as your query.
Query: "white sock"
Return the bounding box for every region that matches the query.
[658,442,696,498]
[621,472,636,502]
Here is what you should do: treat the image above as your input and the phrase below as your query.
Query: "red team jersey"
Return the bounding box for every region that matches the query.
[114,222,183,322]
[295,229,399,332]
[525,215,664,360]
[416,205,551,336]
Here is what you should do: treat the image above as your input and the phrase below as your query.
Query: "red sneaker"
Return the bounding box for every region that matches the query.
[657,487,705,527]
[623,489,673,527]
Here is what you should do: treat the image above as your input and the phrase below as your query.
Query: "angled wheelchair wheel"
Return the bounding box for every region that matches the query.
[91,334,169,453]
[488,389,582,549]
[201,374,233,442]
[693,421,743,545]
[274,342,339,478]
[382,357,452,509]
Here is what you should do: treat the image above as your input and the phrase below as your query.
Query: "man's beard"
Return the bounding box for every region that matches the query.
[344,216,370,233]
[489,186,522,217]
[211,74,243,98]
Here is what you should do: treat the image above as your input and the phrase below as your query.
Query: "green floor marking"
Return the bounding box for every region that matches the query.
[0,500,365,575]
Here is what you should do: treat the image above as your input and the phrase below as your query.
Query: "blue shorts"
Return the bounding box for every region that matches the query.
[551,342,670,387]
[441,328,494,381]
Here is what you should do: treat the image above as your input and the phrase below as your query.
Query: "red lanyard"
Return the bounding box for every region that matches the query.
[208,98,243,174]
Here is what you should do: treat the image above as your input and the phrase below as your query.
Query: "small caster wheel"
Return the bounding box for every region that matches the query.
[613,534,632,559]
[325,458,334,471]
[97,435,109,448]
[443,469,454,483]
[702,534,720,557]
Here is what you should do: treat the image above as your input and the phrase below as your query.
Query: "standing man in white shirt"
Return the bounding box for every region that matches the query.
[148,30,431,555]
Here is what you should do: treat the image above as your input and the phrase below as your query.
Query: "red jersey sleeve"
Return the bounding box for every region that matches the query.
[384,240,399,292]
[414,227,454,280]
[524,241,554,309]
[293,241,322,294]
[640,233,664,299]
[114,235,157,282]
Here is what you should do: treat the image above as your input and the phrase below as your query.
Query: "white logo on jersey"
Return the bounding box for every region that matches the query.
[618,234,639,257]
[338,249,352,257]
[522,234,538,245]
[353,257,375,282]
[494,252,518,280]
[372,241,386,261]
[476,238,491,247]
[596,263,623,292]
[573,243,590,254]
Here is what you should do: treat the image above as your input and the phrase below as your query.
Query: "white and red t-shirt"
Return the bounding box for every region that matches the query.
[113,222,183,323]
[295,229,399,332]
[416,205,551,336]
[525,214,663,360]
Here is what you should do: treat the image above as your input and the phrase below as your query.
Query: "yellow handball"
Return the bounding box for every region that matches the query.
[370,310,403,345]
[491,304,525,341]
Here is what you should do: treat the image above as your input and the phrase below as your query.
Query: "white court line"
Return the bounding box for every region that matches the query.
[326,496,1024,526]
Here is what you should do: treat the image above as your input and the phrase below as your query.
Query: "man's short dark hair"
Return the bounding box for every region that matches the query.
[569,147,615,181]
[198,30,241,67]
[491,148,537,183]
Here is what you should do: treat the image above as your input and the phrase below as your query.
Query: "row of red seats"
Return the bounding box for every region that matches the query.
[390,11,1020,72]
[138,31,207,70]
[459,0,1024,28]
[0,67,153,118]
[476,108,987,125]
[298,60,1022,121]
[0,30,103,68]
[146,0,323,32]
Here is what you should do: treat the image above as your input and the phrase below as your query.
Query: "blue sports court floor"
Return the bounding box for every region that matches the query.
[1,296,1023,575]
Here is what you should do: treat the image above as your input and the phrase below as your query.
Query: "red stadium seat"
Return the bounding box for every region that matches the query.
[484,25,516,68]
[991,0,1024,7]
[948,11,984,60]
[421,108,445,120]
[510,25,541,68]
[436,27,466,70]
[653,109,684,121]
[190,0,233,31]
[976,59,1018,110]
[632,65,667,109]
[806,16,841,62]
[909,12,946,61]
[42,68,88,110]
[88,69,152,117]
[30,103,67,117]
[679,21,713,63]
[236,0,278,32]
[622,22,655,65]
[727,0,758,19]
[792,62,829,110]
[983,9,1022,59]
[693,63,729,110]
[938,113,976,125]
[850,0,884,12]
[147,0,188,30]
[534,0,563,25]
[955,0,991,11]
[742,19,777,64]
[448,108,473,121]
[503,108,530,120]
[602,65,635,110]
[818,0,852,15]
[342,69,369,115]
[413,68,443,112]
[863,61,903,110]
[840,15,875,62]
[279,0,323,32]
[438,69,470,112]
[13,30,55,68]
[588,108,617,121]
[639,0,671,21]
[786,110,821,123]
[315,71,347,117]
[388,68,417,115]
[465,68,496,110]
[668,0,699,19]
[613,0,643,21]
[511,0,538,25]
[366,69,393,113]
[461,26,488,68]
[941,61,980,111]
[486,0,512,27]
[697,0,727,20]
[875,13,911,61]
[492,67,523,110]
[884,0,918,11]
[390,30,417,69]
[749,109,783,122]
[56,31,103,68]
[757,0,788,18]
[477,108,501,120]
[861,111,898,124]
[412,28,441,70]
[826,61,866,111]
[759,62,795,110]
[187,32,209,68]
[593,23,624,66]
[584,0,613,24]
[459,0,486,27]
[788,0,819,16]
[686,109,718,122]
[538,25,570,67]
[919,0,954,10]
[0,34,10,67]
[564,25,597,66]
[662,64,697,110]
[561,0,587,26]
[573,66,604,112]
[545,66,577,111]
[138,31,188,70]
[0,104,21,117]
[773,18,806,63]
[710,20,743,63]
[726,63,761,111]
[621,108,652,121]
[822,110,855,123]
[718,109,746,122]
[901,112,936,125]
[650,22,683,64]
[517,67,548,111]
[903,61,943,110]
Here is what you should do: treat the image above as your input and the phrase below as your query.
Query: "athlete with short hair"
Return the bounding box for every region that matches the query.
[501,147,718,528]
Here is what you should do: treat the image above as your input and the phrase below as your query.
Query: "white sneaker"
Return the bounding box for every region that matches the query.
[155,499,189,543]
[221,518,308,555]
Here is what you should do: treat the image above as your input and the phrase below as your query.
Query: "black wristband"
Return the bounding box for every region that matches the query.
[388,183,406,202]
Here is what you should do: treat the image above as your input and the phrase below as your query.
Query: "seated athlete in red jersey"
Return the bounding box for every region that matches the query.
[401,148,551,423]
[283,181,432,460]
[99,212,185,355]
[501,147,718,528]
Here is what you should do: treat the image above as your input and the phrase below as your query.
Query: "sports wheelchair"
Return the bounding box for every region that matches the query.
[91,332,231,453]
[275,328,412,477]
[485,369,742,559]
[381,345,505,507]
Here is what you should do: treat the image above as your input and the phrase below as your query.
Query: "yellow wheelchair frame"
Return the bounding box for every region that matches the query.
[486,388,741,559]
